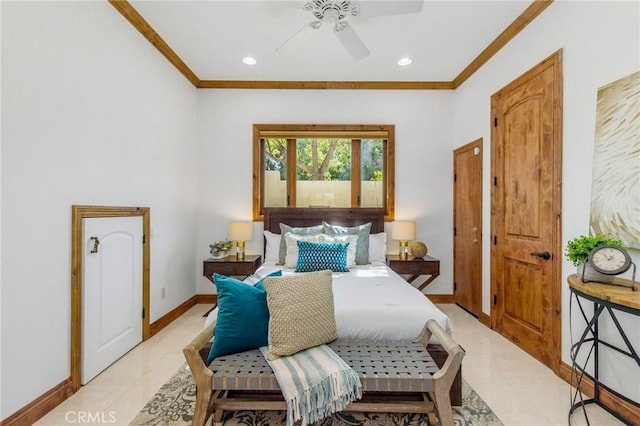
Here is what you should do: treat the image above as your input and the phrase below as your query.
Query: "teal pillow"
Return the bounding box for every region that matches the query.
[296,241,349,272]
[207,270,282,363]
[278,223,324,265]
[323,222,372,265]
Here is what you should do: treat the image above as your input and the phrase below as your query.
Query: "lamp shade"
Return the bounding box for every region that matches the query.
[228,222,253,241]
[391,221,416,241]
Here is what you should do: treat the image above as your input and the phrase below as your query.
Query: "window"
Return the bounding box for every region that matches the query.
[253,124,395,220]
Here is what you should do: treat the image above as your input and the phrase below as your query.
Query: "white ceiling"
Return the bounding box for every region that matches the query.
[129,0,533,82]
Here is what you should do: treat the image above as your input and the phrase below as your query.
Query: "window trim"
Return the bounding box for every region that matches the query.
[253,124,395,221]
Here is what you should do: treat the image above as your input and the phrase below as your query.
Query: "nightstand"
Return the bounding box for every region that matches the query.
[203,255,262,284]
[386,254,440,291]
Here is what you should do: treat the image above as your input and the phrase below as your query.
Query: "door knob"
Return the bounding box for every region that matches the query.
[530,251,551,260]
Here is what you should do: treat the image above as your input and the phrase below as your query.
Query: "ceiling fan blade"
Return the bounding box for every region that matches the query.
[276,21,322,54]
[357,1,424,19]
[334,22,370,61]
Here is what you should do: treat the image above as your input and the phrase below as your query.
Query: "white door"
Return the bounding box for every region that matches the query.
[82,216,143,384]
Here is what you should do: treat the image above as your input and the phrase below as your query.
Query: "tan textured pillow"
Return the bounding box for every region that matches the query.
[264,270,337,359]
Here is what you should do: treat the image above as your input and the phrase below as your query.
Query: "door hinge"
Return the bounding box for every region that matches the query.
[357,195,361,206]
[493,295,497,305]
[494,117,497,127]
[287,195,290,206]
[493,235,497,245]
[454,173,457,182]
[494,176,498,186]
[454,228,457,237]
[142,308,146,319]
[142,234,146,244]
[454,282,457,291]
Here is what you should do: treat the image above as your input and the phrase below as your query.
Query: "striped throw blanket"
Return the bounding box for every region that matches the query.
[260,345,363,426]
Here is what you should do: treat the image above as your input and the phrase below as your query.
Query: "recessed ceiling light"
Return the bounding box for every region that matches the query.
[242,56,257,66]
[397,57,413,66]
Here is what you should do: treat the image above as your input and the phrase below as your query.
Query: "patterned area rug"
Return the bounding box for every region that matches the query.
[131,363,503,425]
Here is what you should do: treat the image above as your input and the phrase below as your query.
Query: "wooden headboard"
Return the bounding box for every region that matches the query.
[264,208,385,234]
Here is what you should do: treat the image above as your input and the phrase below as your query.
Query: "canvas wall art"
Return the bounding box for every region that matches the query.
[589,71,640,248]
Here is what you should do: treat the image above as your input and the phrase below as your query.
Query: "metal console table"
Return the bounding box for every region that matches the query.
[567,274,640,425]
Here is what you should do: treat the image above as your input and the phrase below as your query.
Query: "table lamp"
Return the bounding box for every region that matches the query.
[229,221,253,260]
[392,221,416,260]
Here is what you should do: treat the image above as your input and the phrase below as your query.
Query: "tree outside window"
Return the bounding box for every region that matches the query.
[254,125,395,220]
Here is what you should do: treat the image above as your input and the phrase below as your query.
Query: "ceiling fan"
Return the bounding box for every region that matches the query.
[277,0,424,61]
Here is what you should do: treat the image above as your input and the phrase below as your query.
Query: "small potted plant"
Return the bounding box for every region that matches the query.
[209,240,233,259]
[565,234,623,280]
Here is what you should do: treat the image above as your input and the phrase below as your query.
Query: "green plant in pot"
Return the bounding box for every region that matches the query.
[565,234,623,281]
[209,240,233,259]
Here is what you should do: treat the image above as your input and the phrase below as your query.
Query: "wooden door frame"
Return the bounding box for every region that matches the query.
[489,50,563,374]
[70,205,151,391]
[453,138,483,317]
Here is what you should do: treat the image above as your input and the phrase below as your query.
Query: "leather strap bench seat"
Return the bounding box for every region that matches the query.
[184,320,464,426]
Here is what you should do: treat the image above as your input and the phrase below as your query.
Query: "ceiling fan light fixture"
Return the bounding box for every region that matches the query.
[278,0,423,61]
[242,56,257,65]
[397,57,413,66]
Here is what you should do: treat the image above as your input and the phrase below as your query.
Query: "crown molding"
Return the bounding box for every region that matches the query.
[198,80,454,90]
[453,0,554,88]
[110,0,553,90]
[109,0,200,87]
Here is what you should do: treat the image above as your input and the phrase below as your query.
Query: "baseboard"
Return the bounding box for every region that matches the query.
[2,294,215,425]
[0,378,73,426]
[558,362,639,425]
[149,295,198,336]
[196,294,218,304]
[148,294,218,336]
[478,312,491,328]
[558,361,594,396]
[426,294,454,303]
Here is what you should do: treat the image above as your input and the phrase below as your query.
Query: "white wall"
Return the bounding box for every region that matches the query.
[0,2,4,419]
[1,1,198,418]
[452,0,639,399]
[196,90,455,294]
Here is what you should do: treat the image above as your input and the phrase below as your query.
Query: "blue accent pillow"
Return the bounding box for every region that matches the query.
[295,240,349,272]
[323,222,372,265]
[207,270,282,363]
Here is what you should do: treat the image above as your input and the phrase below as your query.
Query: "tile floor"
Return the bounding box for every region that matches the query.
[36,304,625,425]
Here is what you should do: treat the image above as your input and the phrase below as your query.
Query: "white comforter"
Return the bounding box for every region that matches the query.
[205,261,452,340]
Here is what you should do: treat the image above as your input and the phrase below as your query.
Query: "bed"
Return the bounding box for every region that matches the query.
[203,207,461,403]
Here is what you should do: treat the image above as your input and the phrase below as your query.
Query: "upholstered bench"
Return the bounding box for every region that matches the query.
[184,320,464,426]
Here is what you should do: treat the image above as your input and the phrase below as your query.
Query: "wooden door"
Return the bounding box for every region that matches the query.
[490,51,562,369]
[453,139,483,316]
[82,216,143,384]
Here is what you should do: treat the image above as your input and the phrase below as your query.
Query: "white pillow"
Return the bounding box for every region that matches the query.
[319,234,358,268]
[284,232,323,268]
[369,232,387,263]
[263,230,281,263]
